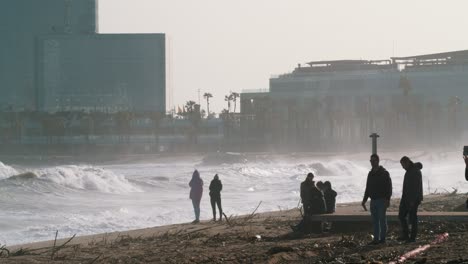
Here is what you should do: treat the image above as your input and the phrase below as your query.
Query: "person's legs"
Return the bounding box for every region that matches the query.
[210,197,216,221]
[409,204,419,240]
[216,197,223,221]
[370,199,380,242]
[398,203,409,239]
[192,199,201,221]
[377,199,387,242]
[303,203,311,217]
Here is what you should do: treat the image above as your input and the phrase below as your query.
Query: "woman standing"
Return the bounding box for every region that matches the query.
[209,174,223,221]
[189,170,203,223]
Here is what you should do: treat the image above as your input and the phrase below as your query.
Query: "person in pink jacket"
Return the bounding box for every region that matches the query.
[189,170,203,223]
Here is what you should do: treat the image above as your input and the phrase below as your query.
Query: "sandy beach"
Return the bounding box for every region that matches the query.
[1,193,467,263]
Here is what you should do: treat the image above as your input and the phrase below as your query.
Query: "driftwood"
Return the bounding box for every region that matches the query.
[88,253,103,264]
[49,233,77,259]
[243,201,262,222]
[0,245,10,258]
[51,230,58,259]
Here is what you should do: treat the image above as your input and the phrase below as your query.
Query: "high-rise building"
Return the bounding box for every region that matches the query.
[0,0,165,112]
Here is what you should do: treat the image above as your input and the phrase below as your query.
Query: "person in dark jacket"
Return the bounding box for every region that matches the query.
[398,156,423,242]
[294,173,326,233]
[189,170,203,223]
[323,181,337,213]
[464,155,468,181]
[465,155,468,209]
[362,154,392,245]
[301,173,326,215]
[209,174,223,221]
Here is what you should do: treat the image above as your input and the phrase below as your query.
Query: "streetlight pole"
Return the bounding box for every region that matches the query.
[370,132,380,155]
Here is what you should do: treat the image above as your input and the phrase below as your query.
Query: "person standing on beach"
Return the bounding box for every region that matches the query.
[189,170,203,224]
[465,155,468,181]
[209,174,223,221]
[465,155,468,209]
[362,154,392,245]
[398,156,423,243]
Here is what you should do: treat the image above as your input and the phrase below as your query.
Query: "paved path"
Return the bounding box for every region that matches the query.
[310,206,468,222]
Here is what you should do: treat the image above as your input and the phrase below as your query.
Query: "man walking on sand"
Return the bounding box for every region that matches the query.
[398,156,423,243]
[362,154,393,245]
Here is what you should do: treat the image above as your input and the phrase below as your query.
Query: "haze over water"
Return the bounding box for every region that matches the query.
[1,151,466,246]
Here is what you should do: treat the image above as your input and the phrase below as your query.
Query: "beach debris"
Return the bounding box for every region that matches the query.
[0,245,10,258]
[389,232,449,264]
[336,235,360,248]
[255,235,262,241]
[267,246,294,255]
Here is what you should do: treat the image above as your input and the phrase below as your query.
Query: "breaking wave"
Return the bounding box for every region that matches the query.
[0,161,18,179]
[33,165,142,194]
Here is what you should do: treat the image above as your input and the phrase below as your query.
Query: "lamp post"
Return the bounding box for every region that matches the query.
[370,132,380,155]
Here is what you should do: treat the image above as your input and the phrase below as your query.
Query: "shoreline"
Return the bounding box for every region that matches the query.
[3,193,467,263]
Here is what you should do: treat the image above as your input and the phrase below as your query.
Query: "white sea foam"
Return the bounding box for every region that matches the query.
[0,161,18,179]
[1,152,466,246]
[34,165,142,194]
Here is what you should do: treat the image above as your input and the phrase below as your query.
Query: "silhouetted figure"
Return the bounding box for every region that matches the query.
[300,173,315,217]
[398,157,423,243]
[323,181,337,213]
[465,155,468,181]
[209,174,223,221]
[465,155,468,209]
[293,173,326,233]
[189,170,203,223]
[316,181,325,192]
[362,154,392,245]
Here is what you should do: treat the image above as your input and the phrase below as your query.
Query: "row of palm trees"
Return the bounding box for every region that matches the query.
[195,91,240,119]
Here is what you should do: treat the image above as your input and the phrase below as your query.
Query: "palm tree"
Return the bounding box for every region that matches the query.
[225,95,232,112]
[185,100,197,114]
[231,92,240,113]
[203,92,213,118]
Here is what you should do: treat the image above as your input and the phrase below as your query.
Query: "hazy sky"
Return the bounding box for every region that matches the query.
[98,0,468,113]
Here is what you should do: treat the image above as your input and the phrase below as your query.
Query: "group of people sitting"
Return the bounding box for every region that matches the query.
[292,172,337,232]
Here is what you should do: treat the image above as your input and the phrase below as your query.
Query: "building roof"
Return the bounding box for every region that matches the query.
[306,60,390,67]
[391,49,468,61]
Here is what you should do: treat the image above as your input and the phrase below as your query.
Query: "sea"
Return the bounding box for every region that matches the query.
[1,151,466,246]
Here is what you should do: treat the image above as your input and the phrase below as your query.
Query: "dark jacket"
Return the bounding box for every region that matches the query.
[401,162,423,206]
[465,166,468,181]
[209,178,223,198]
[300,180,315,204]
[363,166,392,202]
[301,180,326,214]
[324,189,337,213]
[189,171,203,201]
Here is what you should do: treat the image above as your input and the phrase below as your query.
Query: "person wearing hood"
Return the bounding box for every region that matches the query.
[209,174,223,221]
[362,154,393,245]
[398,156,423,243]
[189,170,203,223]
